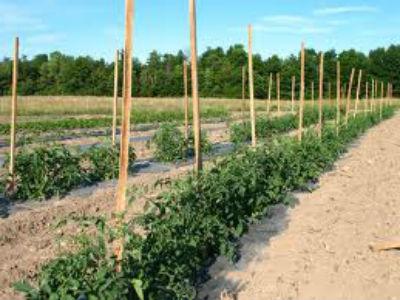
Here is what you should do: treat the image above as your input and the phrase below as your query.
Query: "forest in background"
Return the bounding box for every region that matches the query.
[0,44,399,99]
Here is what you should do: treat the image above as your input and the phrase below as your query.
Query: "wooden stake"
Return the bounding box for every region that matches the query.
[248,24,256,147]
[386,82,390,107]
[336,61,341,136]
[241,65,246,119]
[354,69,362,117]
[318,52,324,138]
[277,72,281,114]
[311,81,315,108]
[380,81,384,119]
[183,60,189,140]
[375,80,378,113]
[342,83,346,107]
[190,0,202,171]
[345,68,355,126]
[242,66,246,100]
[9,37,19,183]
[390,83,394,106]
[298,42,305,142]
[391,84,394,101]
[371,79,375,112]
[267,73,272,114]
[114,0,134,267]
[291,75,295,113]
[365,81,369,116]
[370,240,400,252]
[112,50,119,146]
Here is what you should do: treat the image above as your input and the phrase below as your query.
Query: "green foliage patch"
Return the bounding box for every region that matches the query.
[151,123,212,162]
[1,144,136,201]
[230,105,338,144]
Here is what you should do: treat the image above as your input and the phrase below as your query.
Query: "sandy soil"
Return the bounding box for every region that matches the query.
[200,114,400,300]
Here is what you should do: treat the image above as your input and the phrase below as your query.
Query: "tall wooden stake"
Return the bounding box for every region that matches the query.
[248,24,256,147]
[354,69,362,117]
[9,37,19,183]
[241,65,246,118]
[318,52,324,138]
[114,0,134,266]
[386,82,390,107]
[298,42,305,142]
[291,75,295,113]
[342,83,347,106]
[375,80,378,112]
[311,81,315,108]
[380,81,384,119]
[371,79,375,112]
[190,0,202,171]
[345,68,355,126]
[371,79,374,112]
[112,50,119,146]
[242,66,246,100]
[365,81,369,115]
[277,72,281,114]
[183,60,189,140]
[336,61,341,136]
[267,73,272,114]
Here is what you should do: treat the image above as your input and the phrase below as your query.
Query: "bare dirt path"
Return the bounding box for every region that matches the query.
[200,114,400,300]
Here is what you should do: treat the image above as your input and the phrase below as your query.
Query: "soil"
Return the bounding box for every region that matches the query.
[199,114,400,300]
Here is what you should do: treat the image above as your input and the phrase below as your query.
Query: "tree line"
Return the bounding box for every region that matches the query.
[0,44,398,99]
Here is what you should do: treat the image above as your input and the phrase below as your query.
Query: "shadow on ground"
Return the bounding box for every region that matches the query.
[197,196,303,300]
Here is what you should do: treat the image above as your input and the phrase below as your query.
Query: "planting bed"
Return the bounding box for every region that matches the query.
[3,101,396,299]
[5,107,394,300]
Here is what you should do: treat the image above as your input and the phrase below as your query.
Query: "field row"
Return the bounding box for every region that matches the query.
[1,105,342,202]
[14,106,396,299]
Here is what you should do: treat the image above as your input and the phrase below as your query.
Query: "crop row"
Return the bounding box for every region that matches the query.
[15,106,395,299]
[150,105,339,163]
[230,105,339,144]
[0,107,228,135]
[1,144,136,201]
[1,107,335,202]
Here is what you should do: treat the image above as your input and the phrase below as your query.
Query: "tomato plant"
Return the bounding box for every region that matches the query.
[2,144,136,201]
[152,123,212,162]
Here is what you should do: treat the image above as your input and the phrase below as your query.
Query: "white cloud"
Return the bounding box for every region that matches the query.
[0,3,46,33]
[262,15,310,25]
[255,14,332,35]
[326,20,349,26]
[27,33,63,45]
[253,25,331,35]
[314,6,378,16]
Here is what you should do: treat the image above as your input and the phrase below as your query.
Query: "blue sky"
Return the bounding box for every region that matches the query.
[0,0,399,62]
